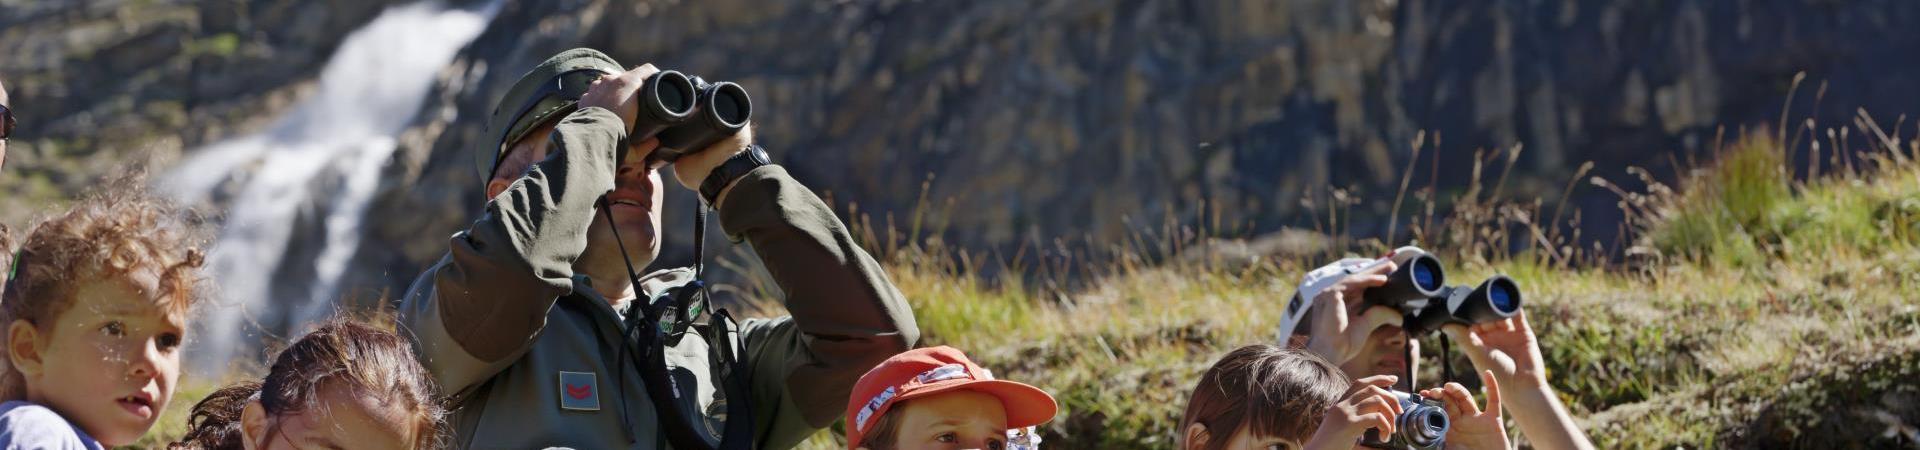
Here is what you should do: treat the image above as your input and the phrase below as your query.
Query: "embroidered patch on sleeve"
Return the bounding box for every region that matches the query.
[558,371,600,411]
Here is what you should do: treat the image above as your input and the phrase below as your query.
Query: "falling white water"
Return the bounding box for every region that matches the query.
[164,0,498,373]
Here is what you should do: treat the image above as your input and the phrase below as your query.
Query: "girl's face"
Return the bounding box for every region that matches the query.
[884,391,1011,450]
[19,278,184,446]
[243,384,417,450]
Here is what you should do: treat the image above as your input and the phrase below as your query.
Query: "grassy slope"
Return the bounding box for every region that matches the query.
[795,129,1920,449]
[132,131,1920,449]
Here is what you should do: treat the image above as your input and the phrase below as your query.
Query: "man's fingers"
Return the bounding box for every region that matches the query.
[1467,327,1490,348]
[1419,388,1462,416]
[629,137,663,168]
[1354,306,1403,336]
[1443,382,1480,416]
[1334,271,1391,302]
[1480,369,1503,418]
[1344,274,1391,288]
[1314,290,1349,327]
[1361,259,1398,276]
[1340,307,1398,363]
[1471,319,1499,335]
[1441,324,1475,346]
[1425,387,1464,417]
[1443,327,1507,391]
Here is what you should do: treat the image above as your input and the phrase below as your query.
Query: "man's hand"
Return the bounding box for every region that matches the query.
[1442,310,1547,389]
[579,64,660,132]
[1421,370,1510,450]
[670,123,754,193]
[1304,375,1402,450]
[1304,259,1402,367]
[1444,310,1596,450]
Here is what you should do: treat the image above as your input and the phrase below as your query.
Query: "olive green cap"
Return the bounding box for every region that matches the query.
[480,48,624,180]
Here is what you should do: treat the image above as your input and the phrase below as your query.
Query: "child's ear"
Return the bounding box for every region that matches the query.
[1182,423,1210,450]
[6,320,45,378]
[240,398,269,450]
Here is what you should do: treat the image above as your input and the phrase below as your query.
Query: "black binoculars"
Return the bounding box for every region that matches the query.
[626,70,752,163]
[1361,254,1523,336]
[1360,391,1448,450]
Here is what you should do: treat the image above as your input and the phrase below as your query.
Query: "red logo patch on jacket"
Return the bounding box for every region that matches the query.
[557,371,600,411]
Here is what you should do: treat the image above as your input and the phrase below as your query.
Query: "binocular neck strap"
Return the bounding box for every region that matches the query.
[1398,314,1461,389]
[597,195,758,450]
[1402,313,1417,391]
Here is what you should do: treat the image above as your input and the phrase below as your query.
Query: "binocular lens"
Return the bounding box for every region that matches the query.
[647,77,752,163]
[1488,280,1518,313]
[656,76,693,115]
[710,83,749,126]
[1364,254,1448,309]
[630,71,698,142]
[1459,276,1524,324]
[1410,257,1443,291]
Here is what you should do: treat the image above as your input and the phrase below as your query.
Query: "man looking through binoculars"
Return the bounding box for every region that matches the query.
[398,48,919,450]
[1278,247,1595,450]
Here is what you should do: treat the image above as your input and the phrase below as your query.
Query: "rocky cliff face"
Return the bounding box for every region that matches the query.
[350,0,1920,290]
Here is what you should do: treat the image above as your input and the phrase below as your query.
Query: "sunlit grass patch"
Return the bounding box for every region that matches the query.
[789,116,1920,448]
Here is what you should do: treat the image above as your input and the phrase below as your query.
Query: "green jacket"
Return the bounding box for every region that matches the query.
[398,107,919,450]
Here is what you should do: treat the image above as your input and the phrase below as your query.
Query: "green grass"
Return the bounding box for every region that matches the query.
[783,127,1920,449]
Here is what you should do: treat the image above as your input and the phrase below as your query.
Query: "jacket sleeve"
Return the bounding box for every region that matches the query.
[397,107,626,398]
[716,165,921,446]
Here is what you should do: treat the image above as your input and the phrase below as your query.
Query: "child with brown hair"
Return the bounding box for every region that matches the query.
[0,185,206,449]
[1181,344,1509,450]
[168,320,446,450]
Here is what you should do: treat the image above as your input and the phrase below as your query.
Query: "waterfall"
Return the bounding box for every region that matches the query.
[164,0,498,373]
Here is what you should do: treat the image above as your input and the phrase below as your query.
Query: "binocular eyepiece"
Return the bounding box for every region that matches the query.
[1360,390,1448,450]
[1360,254,1523,336]
[628,70,753,163]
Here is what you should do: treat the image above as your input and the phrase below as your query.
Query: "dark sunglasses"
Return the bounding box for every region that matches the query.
[1,103,14,139]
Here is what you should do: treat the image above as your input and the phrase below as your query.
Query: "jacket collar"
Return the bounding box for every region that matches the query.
[566,267,698,320]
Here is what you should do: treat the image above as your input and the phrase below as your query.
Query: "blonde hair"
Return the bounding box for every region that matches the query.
[0,180,206,400]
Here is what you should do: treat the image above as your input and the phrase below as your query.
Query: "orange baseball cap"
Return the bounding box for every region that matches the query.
[844,346,1057,449]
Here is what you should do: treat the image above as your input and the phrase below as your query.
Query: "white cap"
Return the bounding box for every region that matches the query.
[1275,246,1433,343]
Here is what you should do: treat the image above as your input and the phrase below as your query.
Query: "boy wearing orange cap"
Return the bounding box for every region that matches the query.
[845,346,1058,450]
